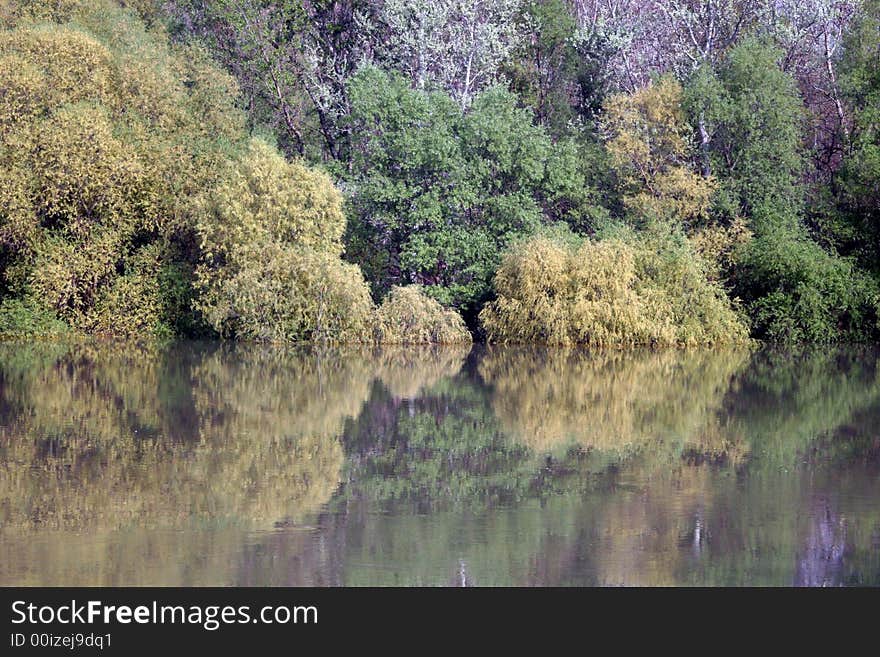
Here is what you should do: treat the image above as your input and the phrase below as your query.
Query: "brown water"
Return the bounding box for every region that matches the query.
[0,342,878,586]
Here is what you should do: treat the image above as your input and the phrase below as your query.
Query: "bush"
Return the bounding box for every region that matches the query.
[374,286,472,344]
[735,226,879,343]
[198,243,375,343]
[195,139,375,342]
[196,139,346,260]
[689,216,752,282]
[0,297,68,339]
[479,229,748,346]
[0,0,246,337]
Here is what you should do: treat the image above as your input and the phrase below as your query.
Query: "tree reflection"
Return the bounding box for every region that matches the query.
[3,343,880,586]
[479,347,751,460]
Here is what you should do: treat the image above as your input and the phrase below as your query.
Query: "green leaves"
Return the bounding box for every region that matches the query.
[344,66,597,318]
[684,39,805,226]
[735,225,879,343]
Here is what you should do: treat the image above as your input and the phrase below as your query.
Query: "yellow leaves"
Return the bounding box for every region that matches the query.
[481,235,659,345]
[0,1,251,339]
[10,0,84,23]
[602,77,715,225]
[194,138,375,342]
[196,241,375,343]
[28,230,121,320]
[32,104,151,235]
[0,25,115,114]
[626,167,716,225]
[0,160,36,253]
[604,77,690,170]
[480,233,749,346]
[374,286,472,344]
[198,139,346,262]
[690,216,753,281]
[197,139,468,344]
[85,243,167,337]
[196,142,473,343]
[479,348,750,456]
[0,54,44,132]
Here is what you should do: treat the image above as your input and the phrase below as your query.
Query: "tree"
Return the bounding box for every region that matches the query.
[602,76,715,226]
[377,0,523,107]
[837,0,880,265]
[344,66,599,320]
[503,0,612,137]
[683,38,879,342]
[685,38,805,227]
[163,0,378,160]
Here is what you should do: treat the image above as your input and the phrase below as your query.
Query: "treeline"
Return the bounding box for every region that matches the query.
[1,0,879,344]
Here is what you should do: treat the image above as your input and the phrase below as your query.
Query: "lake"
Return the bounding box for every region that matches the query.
[0,341,878,586]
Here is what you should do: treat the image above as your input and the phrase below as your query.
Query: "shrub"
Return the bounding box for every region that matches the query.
[374,286,472,344]
[689,216,752,282]
[195,139,375,342]
[479,230,748,346]
[0,297,68,339]
[0,0,246,337]
[735,226,879,343]
[196,139,346,261]
[198,243,375,343]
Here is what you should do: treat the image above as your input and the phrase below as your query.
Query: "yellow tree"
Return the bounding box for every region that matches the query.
[602,77,715,227]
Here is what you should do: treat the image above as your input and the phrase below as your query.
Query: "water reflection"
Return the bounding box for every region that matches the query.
[0,342,878,586]
[480,347,750,461]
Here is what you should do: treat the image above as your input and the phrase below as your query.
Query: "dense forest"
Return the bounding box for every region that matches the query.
[1,0,879,345]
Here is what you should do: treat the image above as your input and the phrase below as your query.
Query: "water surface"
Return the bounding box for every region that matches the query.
[1,342,878,586]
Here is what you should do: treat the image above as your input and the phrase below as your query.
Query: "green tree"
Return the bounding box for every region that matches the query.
[684,39,805,227]
[344,66,600,322]
[686,38,880,342]
[837,0,880,269]
[733,225,878,343]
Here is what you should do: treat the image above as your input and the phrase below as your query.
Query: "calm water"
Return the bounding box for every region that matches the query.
[0,341,878,586]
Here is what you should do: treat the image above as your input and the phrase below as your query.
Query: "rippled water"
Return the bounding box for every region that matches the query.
[0,342,878,586]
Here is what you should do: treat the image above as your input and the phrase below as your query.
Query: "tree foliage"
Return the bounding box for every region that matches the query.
[734,226,879,342]
[0,0,244,337]
[479,229,748,346]
[2,0,880,345]
[195,138,375,342]
[685,39,805,226]
[603,76,715,226]
[345,66,600,319]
